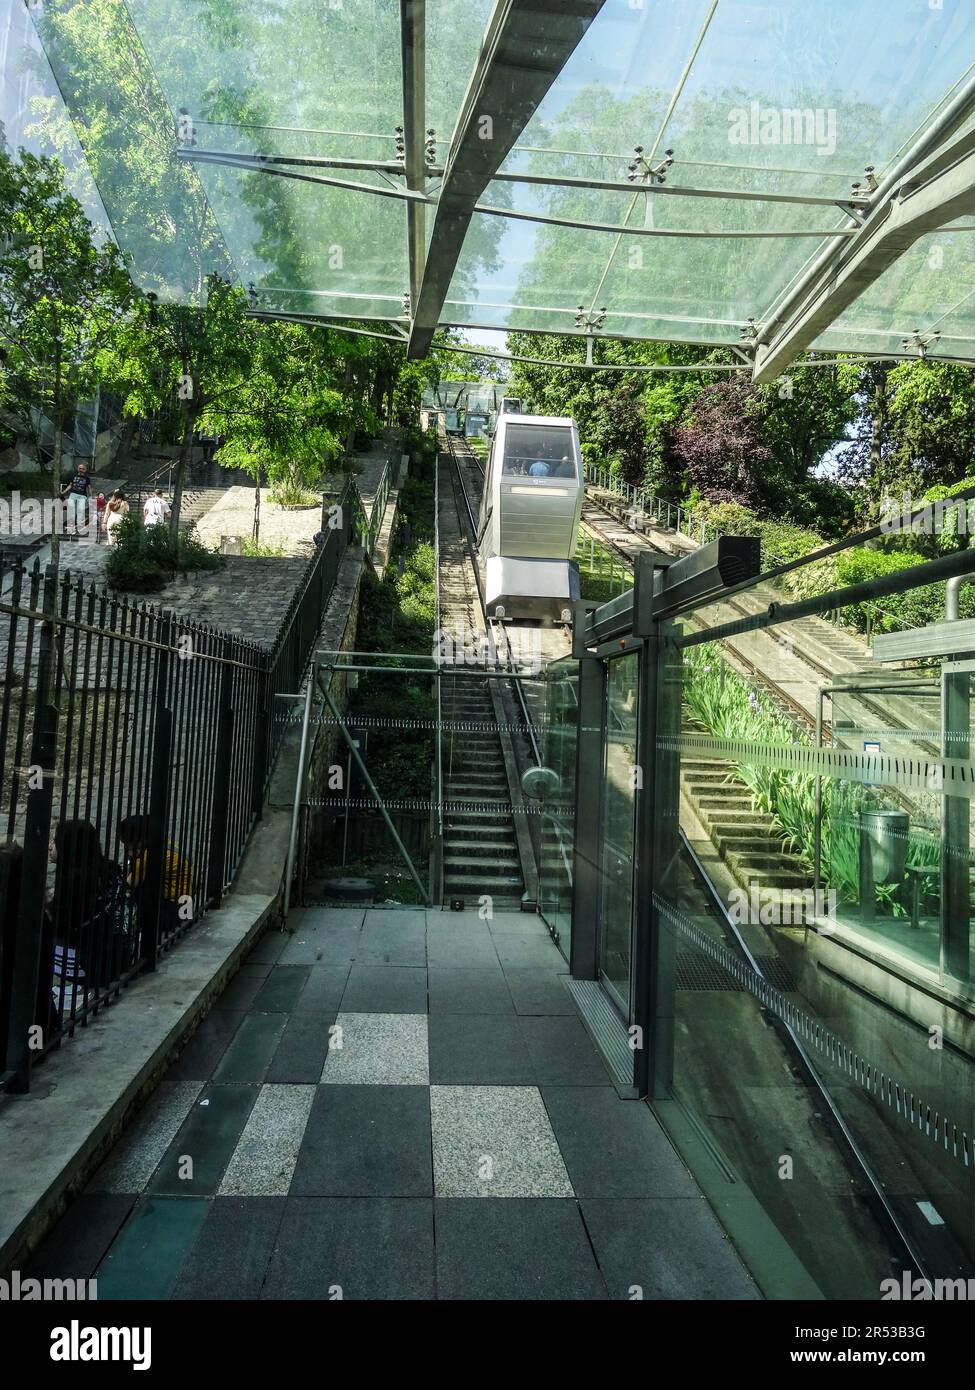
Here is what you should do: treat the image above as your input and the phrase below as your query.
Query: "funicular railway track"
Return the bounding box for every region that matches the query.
[435,434,532,909]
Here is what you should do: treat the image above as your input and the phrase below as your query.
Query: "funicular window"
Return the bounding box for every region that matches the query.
[501,425,576,479]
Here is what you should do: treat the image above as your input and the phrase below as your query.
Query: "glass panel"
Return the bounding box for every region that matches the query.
[649,602,975,1296]
[599,651,638,1011]
[425,0,495,147]
[508,0,975,192]
[816,230,975,358]
[127,0,403,163]
[24,1,235,299]
[445,208,821,343]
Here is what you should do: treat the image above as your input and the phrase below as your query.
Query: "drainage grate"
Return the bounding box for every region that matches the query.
[565,978,633,1088]
[676,950,741,991]
[676,949,796,993]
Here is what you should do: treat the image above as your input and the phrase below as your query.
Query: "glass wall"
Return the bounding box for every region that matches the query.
[644,608,975,1297]
[533,518,975,1297]
[537,656,579,957]
[598,653,639,1012]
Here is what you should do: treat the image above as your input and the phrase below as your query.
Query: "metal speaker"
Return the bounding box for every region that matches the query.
[450,897,465,911]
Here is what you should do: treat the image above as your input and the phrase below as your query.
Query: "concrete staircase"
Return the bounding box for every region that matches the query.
[681,756,813,907]
[441,674,524,910]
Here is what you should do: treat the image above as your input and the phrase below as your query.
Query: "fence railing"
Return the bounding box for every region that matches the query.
[353,453,395,556]
[0,476,358,1092]
[266,477,356,779]
[584,463,712,544]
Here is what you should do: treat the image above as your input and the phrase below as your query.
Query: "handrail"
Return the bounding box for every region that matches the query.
[432,434,444,905]
[355,446,395,555]
[584,461,712,545]
[585,463,965,643]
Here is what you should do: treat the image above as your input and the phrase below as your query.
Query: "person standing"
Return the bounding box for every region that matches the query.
[60,461,93,538]
[105,489,129,545]
[143,488,171,528]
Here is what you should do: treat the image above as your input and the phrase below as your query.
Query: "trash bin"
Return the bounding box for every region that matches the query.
[860,809,909,885]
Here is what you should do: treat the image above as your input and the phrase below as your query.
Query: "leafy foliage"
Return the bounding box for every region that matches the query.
[0,141,133,570]
[103,514,223,592]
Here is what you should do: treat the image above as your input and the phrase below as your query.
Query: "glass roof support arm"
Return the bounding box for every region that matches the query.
[491,168,871,213]
[472,200,856,239]
[174,148,431,205]
[406,0,607,358]
[174,149,428,175]
[754,125,975,383]
[401,0,427,310]
[753,74,975,384]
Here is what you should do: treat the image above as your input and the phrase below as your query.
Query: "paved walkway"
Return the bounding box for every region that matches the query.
[24,908,758,1300]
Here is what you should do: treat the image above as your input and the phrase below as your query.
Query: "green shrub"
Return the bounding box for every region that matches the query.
[269,476,320,507]
[241,538,285,557]
[683,644,939,914]
[105,515,223,592]
[833,546,975,633]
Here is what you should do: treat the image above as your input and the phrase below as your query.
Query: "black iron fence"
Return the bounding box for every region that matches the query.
[0,478,357,1092]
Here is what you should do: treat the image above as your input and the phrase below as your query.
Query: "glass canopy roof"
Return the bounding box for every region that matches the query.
[12,0,975,376]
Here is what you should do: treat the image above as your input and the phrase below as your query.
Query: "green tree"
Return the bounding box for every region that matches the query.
[101,276,255,535]
[0,142,133,569]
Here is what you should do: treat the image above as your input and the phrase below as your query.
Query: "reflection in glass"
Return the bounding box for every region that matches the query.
[599,652,638,1012]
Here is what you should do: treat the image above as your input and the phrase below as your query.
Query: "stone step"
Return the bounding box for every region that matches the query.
[444,872,524,891]
[694,792,756,809]
[446,839,518,856]
[445,792,509,804]
[704,815,776,835]
[724,849,809,884]
[445,853,521,872]
[704,820,780,841]
[445,776,507,788]
[718,835,789,855]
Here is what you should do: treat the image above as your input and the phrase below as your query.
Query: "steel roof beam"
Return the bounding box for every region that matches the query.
[401,0,427,309]
[753,125,975,382]
[406,0,606,358]
[752,74,975,384]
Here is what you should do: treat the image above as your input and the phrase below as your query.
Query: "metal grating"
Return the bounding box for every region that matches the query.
[565,978,633,1089]
[676,949,797,993]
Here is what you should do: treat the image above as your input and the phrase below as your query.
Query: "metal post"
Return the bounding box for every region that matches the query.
[206,654,235,909]
[142,614,174,972]
[646,620,681,1098]
[941,660,971,981]
[568,643,606,980]
[5,568,59,1092]
[813,688,824,908]
[284,677,315,918]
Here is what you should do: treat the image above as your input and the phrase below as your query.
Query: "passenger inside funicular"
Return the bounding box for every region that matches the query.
[501,424,577,479]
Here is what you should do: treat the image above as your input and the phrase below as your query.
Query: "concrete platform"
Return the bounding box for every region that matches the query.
[19,907,761,1301]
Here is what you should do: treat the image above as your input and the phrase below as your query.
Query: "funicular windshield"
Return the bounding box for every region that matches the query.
[501,424,577,479]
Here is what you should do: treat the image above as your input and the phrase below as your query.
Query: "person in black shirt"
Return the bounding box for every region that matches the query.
[60,461,93,537]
